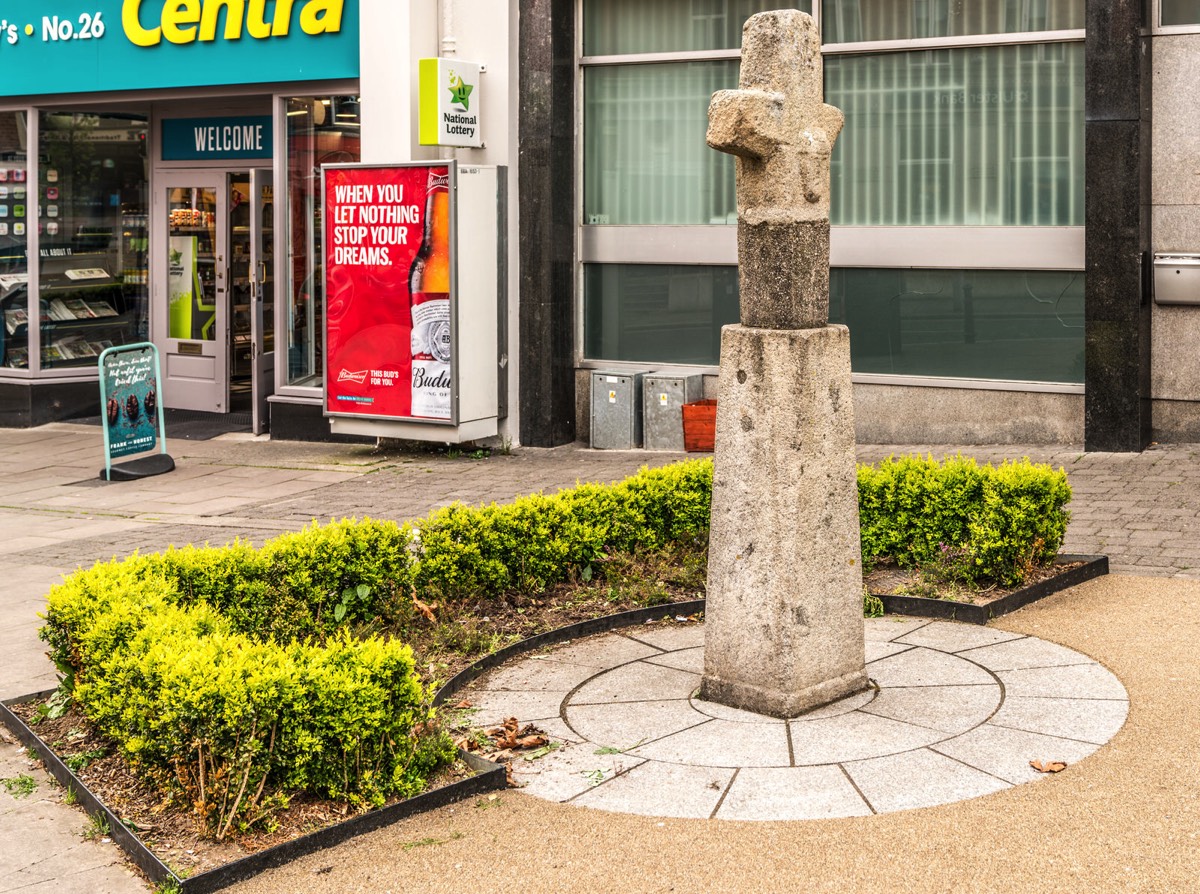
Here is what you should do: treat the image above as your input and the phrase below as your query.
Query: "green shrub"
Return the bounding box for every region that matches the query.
[51,583,449,838]
[38,461,714,838]
[857,455,1071,585]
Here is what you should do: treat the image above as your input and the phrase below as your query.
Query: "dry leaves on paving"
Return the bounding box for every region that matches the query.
[453,713,552,787]
[1030,759,1068,773]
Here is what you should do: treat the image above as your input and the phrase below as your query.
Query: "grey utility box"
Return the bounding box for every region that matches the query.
[590,370,647,449]
[643,371,705,451]
[1153,253,1200,305]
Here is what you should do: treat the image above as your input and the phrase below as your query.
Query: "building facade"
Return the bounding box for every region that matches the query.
[0,1,1195,450]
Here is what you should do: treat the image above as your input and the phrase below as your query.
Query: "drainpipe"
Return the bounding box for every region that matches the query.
[440,0,457,58]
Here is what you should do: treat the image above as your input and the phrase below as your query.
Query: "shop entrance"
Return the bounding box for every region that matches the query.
[156,169,274,432]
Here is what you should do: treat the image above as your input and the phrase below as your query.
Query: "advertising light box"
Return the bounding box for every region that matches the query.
[322,162,505,442]
[323,162,457,424]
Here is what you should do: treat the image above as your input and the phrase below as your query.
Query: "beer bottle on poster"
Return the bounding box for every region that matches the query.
[407,169,452,419]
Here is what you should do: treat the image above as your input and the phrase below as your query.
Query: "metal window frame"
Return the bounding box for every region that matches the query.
[1152,0,1200,33]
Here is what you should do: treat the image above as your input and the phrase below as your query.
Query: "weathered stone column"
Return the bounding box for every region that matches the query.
[699,10,867,718]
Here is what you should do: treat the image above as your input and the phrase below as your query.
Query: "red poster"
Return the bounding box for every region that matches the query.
[324,163,453,421]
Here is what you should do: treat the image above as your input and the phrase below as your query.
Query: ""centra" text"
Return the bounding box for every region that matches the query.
[122,0,344,47]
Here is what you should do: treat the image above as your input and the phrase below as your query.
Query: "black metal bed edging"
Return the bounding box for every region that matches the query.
[0,690,176,888]
[876,554,1108,625]
[0,692,506,894]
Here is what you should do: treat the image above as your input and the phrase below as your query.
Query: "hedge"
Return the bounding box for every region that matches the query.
[39,460,715,837]
[858,455,1071,585]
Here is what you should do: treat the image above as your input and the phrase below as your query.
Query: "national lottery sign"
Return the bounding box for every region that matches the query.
[322,162,457,423]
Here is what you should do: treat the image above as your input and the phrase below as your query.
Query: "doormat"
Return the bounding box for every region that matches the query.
[72,410,252,441]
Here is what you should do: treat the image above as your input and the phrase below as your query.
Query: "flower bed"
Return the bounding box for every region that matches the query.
[32,454,1071,849]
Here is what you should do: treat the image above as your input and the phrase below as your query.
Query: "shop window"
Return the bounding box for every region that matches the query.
[584,264,739,365]
[0,112,30,371]
[36,111,149,371]
[285,95,361,387]
[584,62,739,226]
[832,268,1084,382]
[822,0,1082,43]
[827,43,1084,226]
[584,0,811,56]
[1162,0,1200,25]
[584,264,1084,383]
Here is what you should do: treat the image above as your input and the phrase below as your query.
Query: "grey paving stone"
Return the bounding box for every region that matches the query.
[861,684,1001,735]
[931,723,1107,785]
[568,661,700,705]
[458,689,567,726]
[894,621,1025,654]
[522,715,585,745]
[959,637,1099,671]
[997,664,1129,701]
[473,657,601,693]
[865,641,915,663]
[844,748,1012,814]
[623,622,705,651]
[716,766,873,820]
[868,647,997,688]
[788,711,945,765]
[539,633,662,670]
[863,617,932,642]
[989,696,1130,745]
[511,741,646,803]
[571,760,735,819]
[631,717,792,768]
[565,699,707,747]
[643,646,704,674]
[788,687,878,720]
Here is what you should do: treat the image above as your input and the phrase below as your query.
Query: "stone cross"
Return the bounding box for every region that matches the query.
[707,9,843,330]
[699,10,867,719]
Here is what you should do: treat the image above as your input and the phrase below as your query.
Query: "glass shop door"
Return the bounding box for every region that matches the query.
[158,172,227,412]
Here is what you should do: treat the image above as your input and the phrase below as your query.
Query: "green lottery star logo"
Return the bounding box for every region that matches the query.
[447,70,474,110]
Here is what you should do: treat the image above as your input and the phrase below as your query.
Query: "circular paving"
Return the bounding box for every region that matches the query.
[462,617,1128,820]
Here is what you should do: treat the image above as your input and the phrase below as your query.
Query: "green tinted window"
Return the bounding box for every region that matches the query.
[584,62,738,225]
[585,0,811,55]
[823,0,1083,43]
[831,268,1084,382]
[584,264,1084,383]
[828,44,1084,226]
[584,264,740,365]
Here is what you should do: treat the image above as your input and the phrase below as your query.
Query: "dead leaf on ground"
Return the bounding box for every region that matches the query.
[1030,759,1068,773]
[453,699,472,709]
[410,585,439,619]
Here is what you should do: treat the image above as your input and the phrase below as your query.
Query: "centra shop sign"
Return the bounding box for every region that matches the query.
[122,0,342,46]
[0,0,359,96]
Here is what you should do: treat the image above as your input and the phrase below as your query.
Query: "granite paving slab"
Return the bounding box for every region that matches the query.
[461,618,1129,820]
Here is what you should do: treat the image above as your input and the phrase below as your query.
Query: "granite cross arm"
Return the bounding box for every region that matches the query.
[705,10,843,330]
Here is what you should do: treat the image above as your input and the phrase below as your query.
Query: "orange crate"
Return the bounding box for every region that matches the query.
[681,399,717,452]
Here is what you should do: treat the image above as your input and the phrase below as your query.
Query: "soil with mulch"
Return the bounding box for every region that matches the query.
[864,558,1087,606]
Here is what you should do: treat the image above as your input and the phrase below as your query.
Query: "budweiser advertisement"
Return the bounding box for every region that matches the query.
[323,162,455,422]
